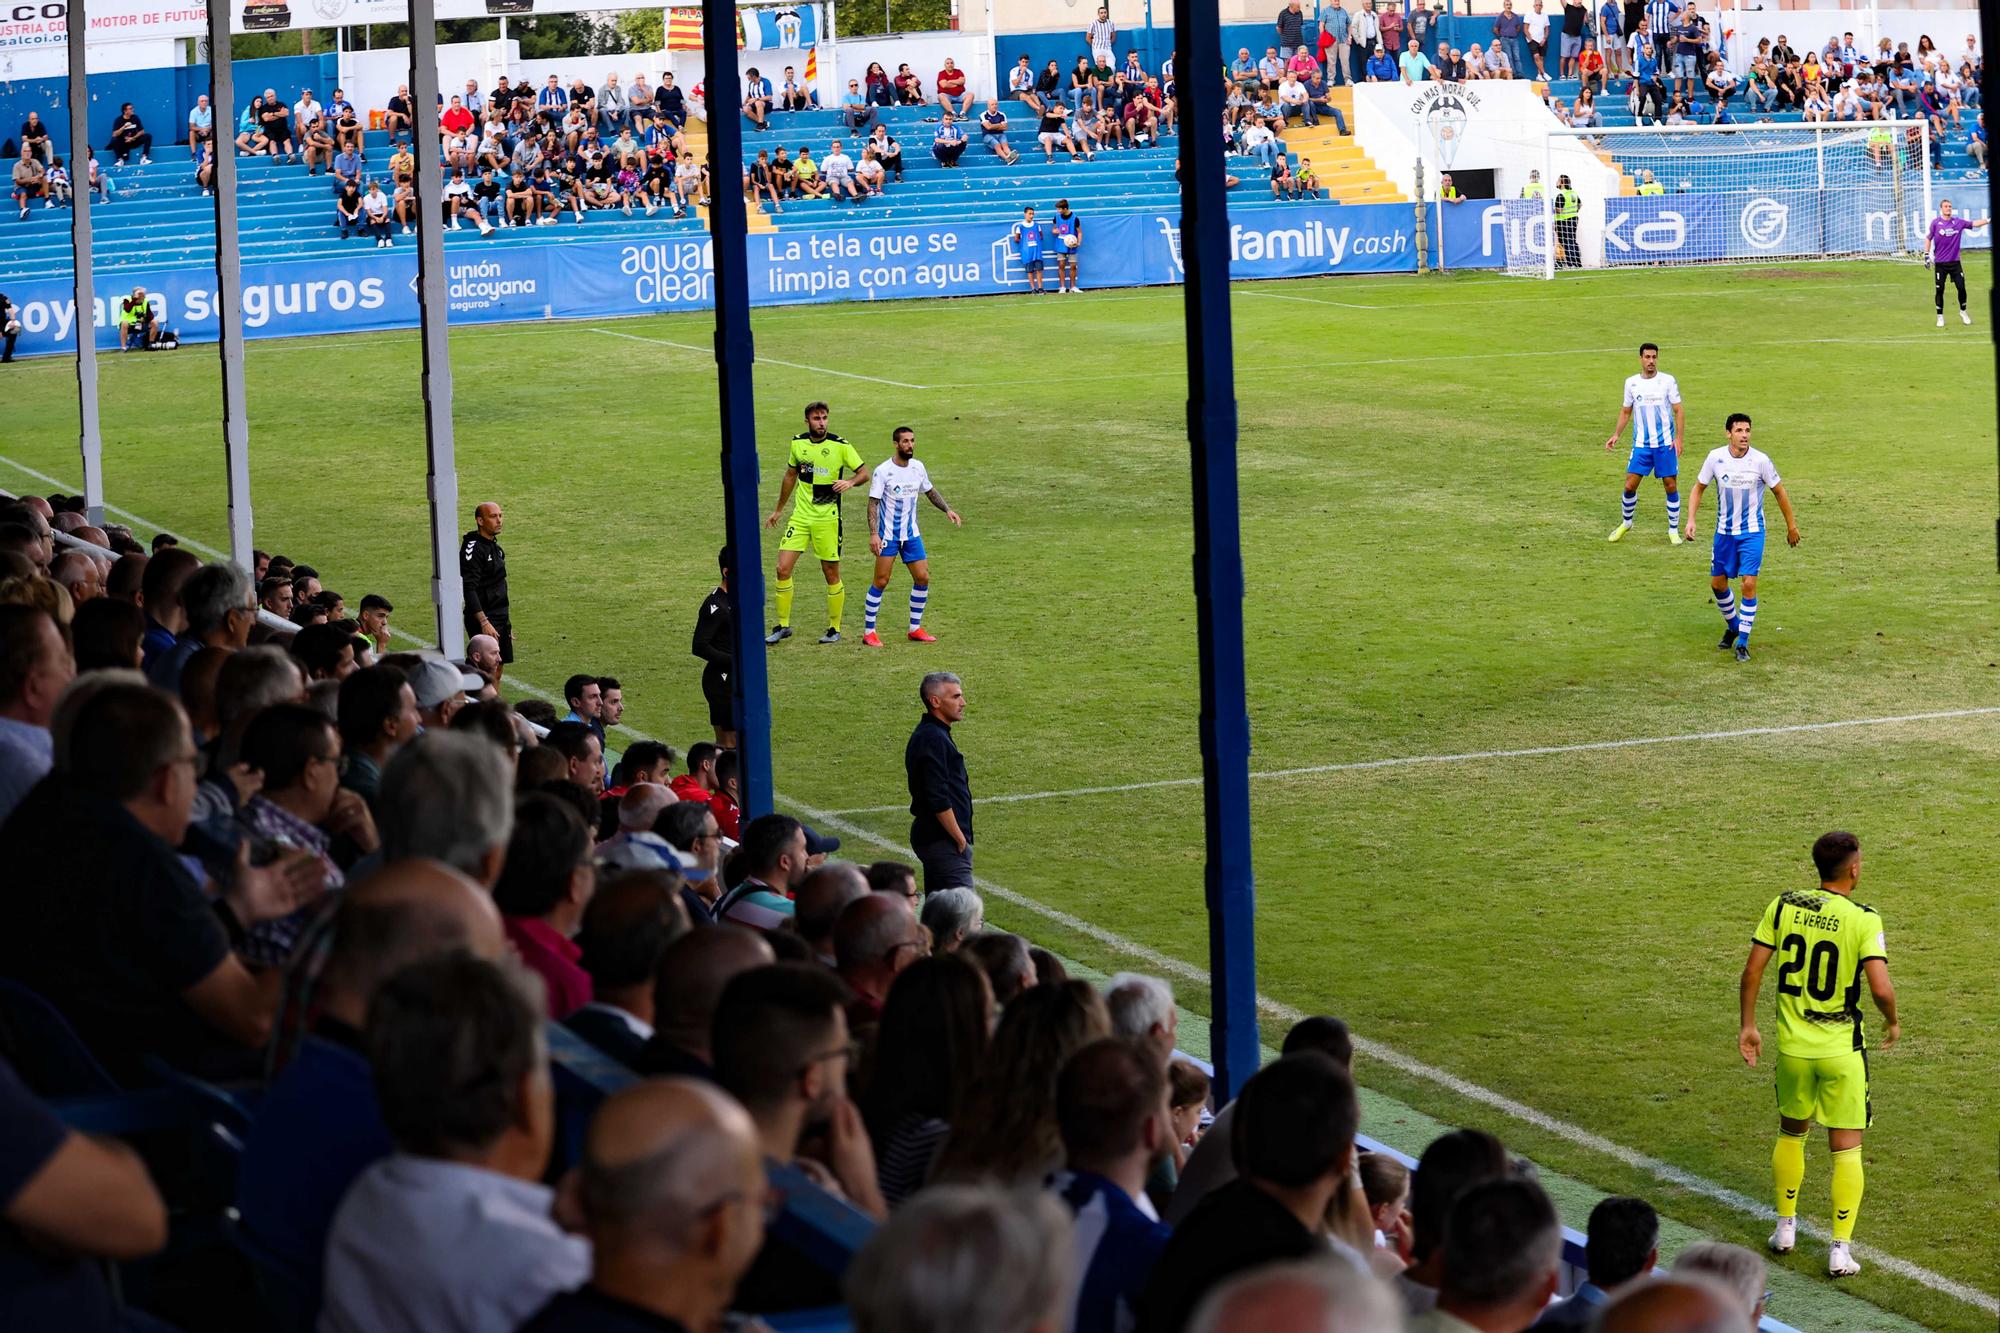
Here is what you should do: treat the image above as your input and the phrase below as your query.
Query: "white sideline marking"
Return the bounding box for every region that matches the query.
[820,707,2000,815]
[588,326,931,390]
[7,456,1993,1314]
[1241,291,1383,310]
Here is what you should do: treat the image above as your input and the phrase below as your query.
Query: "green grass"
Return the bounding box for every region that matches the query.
[8,259,1998,1330]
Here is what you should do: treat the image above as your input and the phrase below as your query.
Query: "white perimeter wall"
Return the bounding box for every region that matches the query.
[0,36,180,80]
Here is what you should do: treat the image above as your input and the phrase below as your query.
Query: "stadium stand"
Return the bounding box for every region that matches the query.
[1,91,1348,281]
[0,488,1816,1333]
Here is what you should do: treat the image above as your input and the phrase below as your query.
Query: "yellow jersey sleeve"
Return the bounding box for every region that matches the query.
[839,441,864,475]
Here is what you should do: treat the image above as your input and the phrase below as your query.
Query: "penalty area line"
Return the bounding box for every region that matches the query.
[587,326,930,390]
[820,707,2000,815]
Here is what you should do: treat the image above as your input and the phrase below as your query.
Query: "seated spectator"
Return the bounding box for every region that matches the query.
[1187,1258,1404,1333]
[1412,1178,1564,1329]
[408,653,481,730]
[716,812,810,929]
[145,556,254,688]
[833,891,926,1025]
[1167,1059,1210,1158]
[290,620,358,680]
[864,856,916,896]
[778,65,815,112]
[13,149,47,221]
[861,953,989,1207]
[713,963,888,1219]
[796,862,869,962]
[235,703,379,964]
[708,747,743,837]
[1050,1038,1175,1333]
[979,99,1022,163]
[1486,39,1514,77]
[1596,1274,1753,1333]
[936,57,974,115]
[71,596,145,673]
[637,924,773,1079]
[0,603,73,824]
[846,1186,1071,1333]
[0,683,322,1082]
[108,102,154,165]
[1358,1152,1415,1279]
[1400,44,1435,82]
[236,861,506,1297]
[867,124,904,182]
[655,799,725,921]
[1278,72,1318,124]
[1670,1242,1766,1327]
[894,62,924,105]
[320,955,590,1332]
[1106,971,1178,1067]
[1367,46,1398,81]
[743,67,774,132]
[0,1055,169,1330]
[1397,1128,1513,1316]
[854,145,887,196]
[920,885,983,952]
[565,867,689,1065]
[961,930,1035,1007]
[936,980,1110,1184]
[545,718,605,797]
[40,157,69,206]
[361,179,393,246]
[520,1079,767,1332]
[840,80,877,134]
[336,663,419,812]
[495,791,598,1019]
[1530,1196,1657,1329]
[17,110,51,162]
[1137,1053,1371,1333]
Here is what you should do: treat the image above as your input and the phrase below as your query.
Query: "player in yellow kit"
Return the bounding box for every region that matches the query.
[765,400,870,645]
[1738,830,1899,1278]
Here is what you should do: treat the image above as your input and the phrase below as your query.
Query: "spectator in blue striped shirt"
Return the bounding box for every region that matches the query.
[1050,1038,1174,1333]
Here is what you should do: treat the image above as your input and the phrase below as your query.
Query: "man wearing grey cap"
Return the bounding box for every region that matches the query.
[407,654,483,730]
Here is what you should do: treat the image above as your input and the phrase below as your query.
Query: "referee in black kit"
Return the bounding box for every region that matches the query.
[460,501,512,662]
[905,670,972,892]
[691,547,737,748]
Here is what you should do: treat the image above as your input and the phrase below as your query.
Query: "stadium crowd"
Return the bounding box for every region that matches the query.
[0,484,1791,1332]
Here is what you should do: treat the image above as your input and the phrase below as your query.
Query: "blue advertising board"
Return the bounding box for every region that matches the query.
[2,200,1423,356]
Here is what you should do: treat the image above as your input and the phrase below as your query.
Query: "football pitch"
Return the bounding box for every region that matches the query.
[7,258,1997,1330]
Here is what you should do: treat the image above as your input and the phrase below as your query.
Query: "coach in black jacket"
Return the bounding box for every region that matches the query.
[459,501,512,662]
[905,671,972,893]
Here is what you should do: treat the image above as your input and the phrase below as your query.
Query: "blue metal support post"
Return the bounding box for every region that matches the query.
[705,0,776,821]
[1175,0,1261,1100]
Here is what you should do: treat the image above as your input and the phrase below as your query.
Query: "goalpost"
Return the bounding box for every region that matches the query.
[1503,121,1934,277]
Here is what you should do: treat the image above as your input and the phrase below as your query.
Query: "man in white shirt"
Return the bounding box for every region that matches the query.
[293,87,323,137]
[820,137,860,200]
[1524,0,1552,78]
[442,169,494,235]
[1277,73,1317,125]
[320,955,590,1333]
[0,606,72,826]
[1087,5,1117,68]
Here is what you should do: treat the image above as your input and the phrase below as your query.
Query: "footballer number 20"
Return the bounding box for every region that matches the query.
[1775,934,1839,1003]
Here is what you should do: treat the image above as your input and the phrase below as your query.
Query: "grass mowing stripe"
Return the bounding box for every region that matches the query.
[818,707,2000,814]
[588,326,932,389]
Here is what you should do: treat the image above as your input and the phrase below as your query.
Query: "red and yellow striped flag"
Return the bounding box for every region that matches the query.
[805,45,817,82]
[665,7,704,51]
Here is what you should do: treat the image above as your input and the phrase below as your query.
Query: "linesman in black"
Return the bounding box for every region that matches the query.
[460,501,512,663]
[692,546,736,747]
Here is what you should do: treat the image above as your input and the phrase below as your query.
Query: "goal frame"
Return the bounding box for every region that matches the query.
[1530,120,1933,279]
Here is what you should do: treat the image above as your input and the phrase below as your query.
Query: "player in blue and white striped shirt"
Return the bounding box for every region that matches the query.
[1604,342,1687,544]
[863,427,963,647]
[1683,412,1801,662]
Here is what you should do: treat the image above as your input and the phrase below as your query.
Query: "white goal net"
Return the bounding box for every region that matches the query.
[1503,122,1933,277]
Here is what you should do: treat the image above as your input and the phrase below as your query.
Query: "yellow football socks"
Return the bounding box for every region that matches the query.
[775,578,794,627]
[826,581,846,632]
[1830,1146,1864,1242]
[1773,1131,1807,1218]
